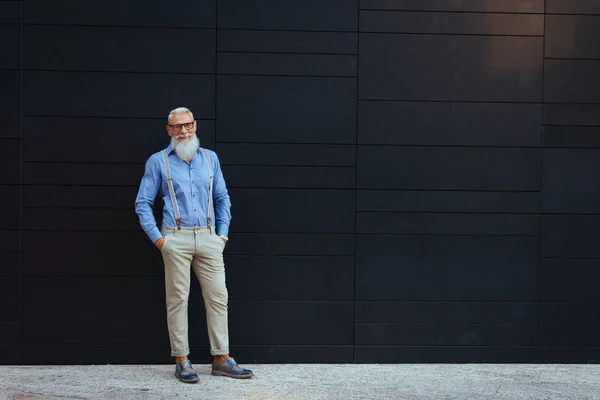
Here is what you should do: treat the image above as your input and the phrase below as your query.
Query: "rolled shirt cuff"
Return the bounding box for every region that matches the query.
[216,225,229,237]
[147,226,163,243]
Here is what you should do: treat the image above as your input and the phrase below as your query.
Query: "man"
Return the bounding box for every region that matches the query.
[135,107,253,382]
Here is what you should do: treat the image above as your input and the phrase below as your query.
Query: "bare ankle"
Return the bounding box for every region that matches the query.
[213,355,229,364]
[175,356,188,364]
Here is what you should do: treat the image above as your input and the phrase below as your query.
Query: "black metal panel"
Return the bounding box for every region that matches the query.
[228,345,353,363]
[545,60,600,103]
[356,235,538,301]
[357,213,539,235]
[217,75,356,144]
[225,166,355,189]
[23,186,137,208]
[0,24,19,69]
[217,53,357,77]
[228,301,354,345]
[21,345,353,364]
[355,324,537,346]
[8,0,600,365]
[22,277,168,344]
[225,233,355,256]
[23,71,215,119]
[22,345,171,365]
[358,147,540,191]
[0,254,20,276]
[226,256,354,300]
[540,304,600,346]
[218,30,357,54]
[218,0,358,31]
[22,231,162,276]
[0,70,20,138]
[23,25,216,73]
[360,0,544,12]
[539,347,600,363]
[357,190,540,213]
[355,346,539,363]
[23,163,144,186]
[228,189,355,233]
[23,118,215,163]
[0,139,20,184]
[546,16,600,59]
[358,101,542,146]
[0,323,19,344]
[540,259,600,302]
[544,104,600,126]
[218,144,356,166]
[359,34,543,102]
[546,0,600,14]
[0,276,19,321]
[0,186,19,230]
[356,302,537,324]
[23,116,165,163]
[542,215,600,258]
[542,149,600,213]
[23,0,216,27]
[543,126,600,148]
[0,346,20,365]
[23,208,140,231]
[0,2,20,24]
[360,11,543,35]
[0,231,20,253]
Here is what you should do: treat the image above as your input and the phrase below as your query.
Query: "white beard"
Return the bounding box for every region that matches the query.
[171,133,200,161]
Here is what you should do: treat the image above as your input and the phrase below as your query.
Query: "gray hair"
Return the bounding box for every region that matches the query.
[168,107,194,122]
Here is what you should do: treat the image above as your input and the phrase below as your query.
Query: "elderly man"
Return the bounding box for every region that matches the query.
[135,107,253,382]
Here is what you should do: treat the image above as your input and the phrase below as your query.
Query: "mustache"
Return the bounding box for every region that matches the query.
[174,132,194,139]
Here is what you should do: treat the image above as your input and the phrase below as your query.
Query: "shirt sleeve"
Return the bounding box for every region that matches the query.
[212,152,232,237]
[135,155,163,243]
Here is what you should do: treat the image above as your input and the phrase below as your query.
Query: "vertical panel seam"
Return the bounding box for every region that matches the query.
[538,0,547,359]
[214,1,219,151]
[19,0,23,366]
[353,1,360,363]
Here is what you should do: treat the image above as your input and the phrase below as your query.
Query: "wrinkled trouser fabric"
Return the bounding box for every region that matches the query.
[161,226,229,357]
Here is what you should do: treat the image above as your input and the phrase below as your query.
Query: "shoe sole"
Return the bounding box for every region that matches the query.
[174,372,199,383]
[211,370,254,379]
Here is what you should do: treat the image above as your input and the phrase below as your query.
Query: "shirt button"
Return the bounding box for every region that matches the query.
[194,209,196,211]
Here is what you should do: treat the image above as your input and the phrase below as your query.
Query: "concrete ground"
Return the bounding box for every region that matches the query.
[0,364,599,400]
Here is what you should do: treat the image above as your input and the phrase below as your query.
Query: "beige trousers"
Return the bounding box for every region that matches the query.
[160,225,229,357]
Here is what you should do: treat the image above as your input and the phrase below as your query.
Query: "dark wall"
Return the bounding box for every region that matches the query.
[1,0,599,364]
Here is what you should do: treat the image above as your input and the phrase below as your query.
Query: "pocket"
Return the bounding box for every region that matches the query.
[160,234,169,252]
[215,234,226,250]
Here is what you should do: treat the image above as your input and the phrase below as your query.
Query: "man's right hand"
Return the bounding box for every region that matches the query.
[154,237,165,250]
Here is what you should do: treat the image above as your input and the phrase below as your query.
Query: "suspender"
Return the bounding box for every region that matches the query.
[201,148,214,227]
[162,148,214,231]
[162,150,181,230]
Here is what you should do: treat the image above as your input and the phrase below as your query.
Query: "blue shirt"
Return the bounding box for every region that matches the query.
[135,144,232,243]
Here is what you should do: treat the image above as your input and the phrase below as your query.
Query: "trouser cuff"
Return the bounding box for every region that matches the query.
[171,348,190,357]
[210,347,230,356]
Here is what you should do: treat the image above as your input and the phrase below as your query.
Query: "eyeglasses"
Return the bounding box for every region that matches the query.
[167,121,195,132]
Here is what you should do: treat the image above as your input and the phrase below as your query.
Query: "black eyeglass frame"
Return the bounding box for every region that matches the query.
[167,121,196,132]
